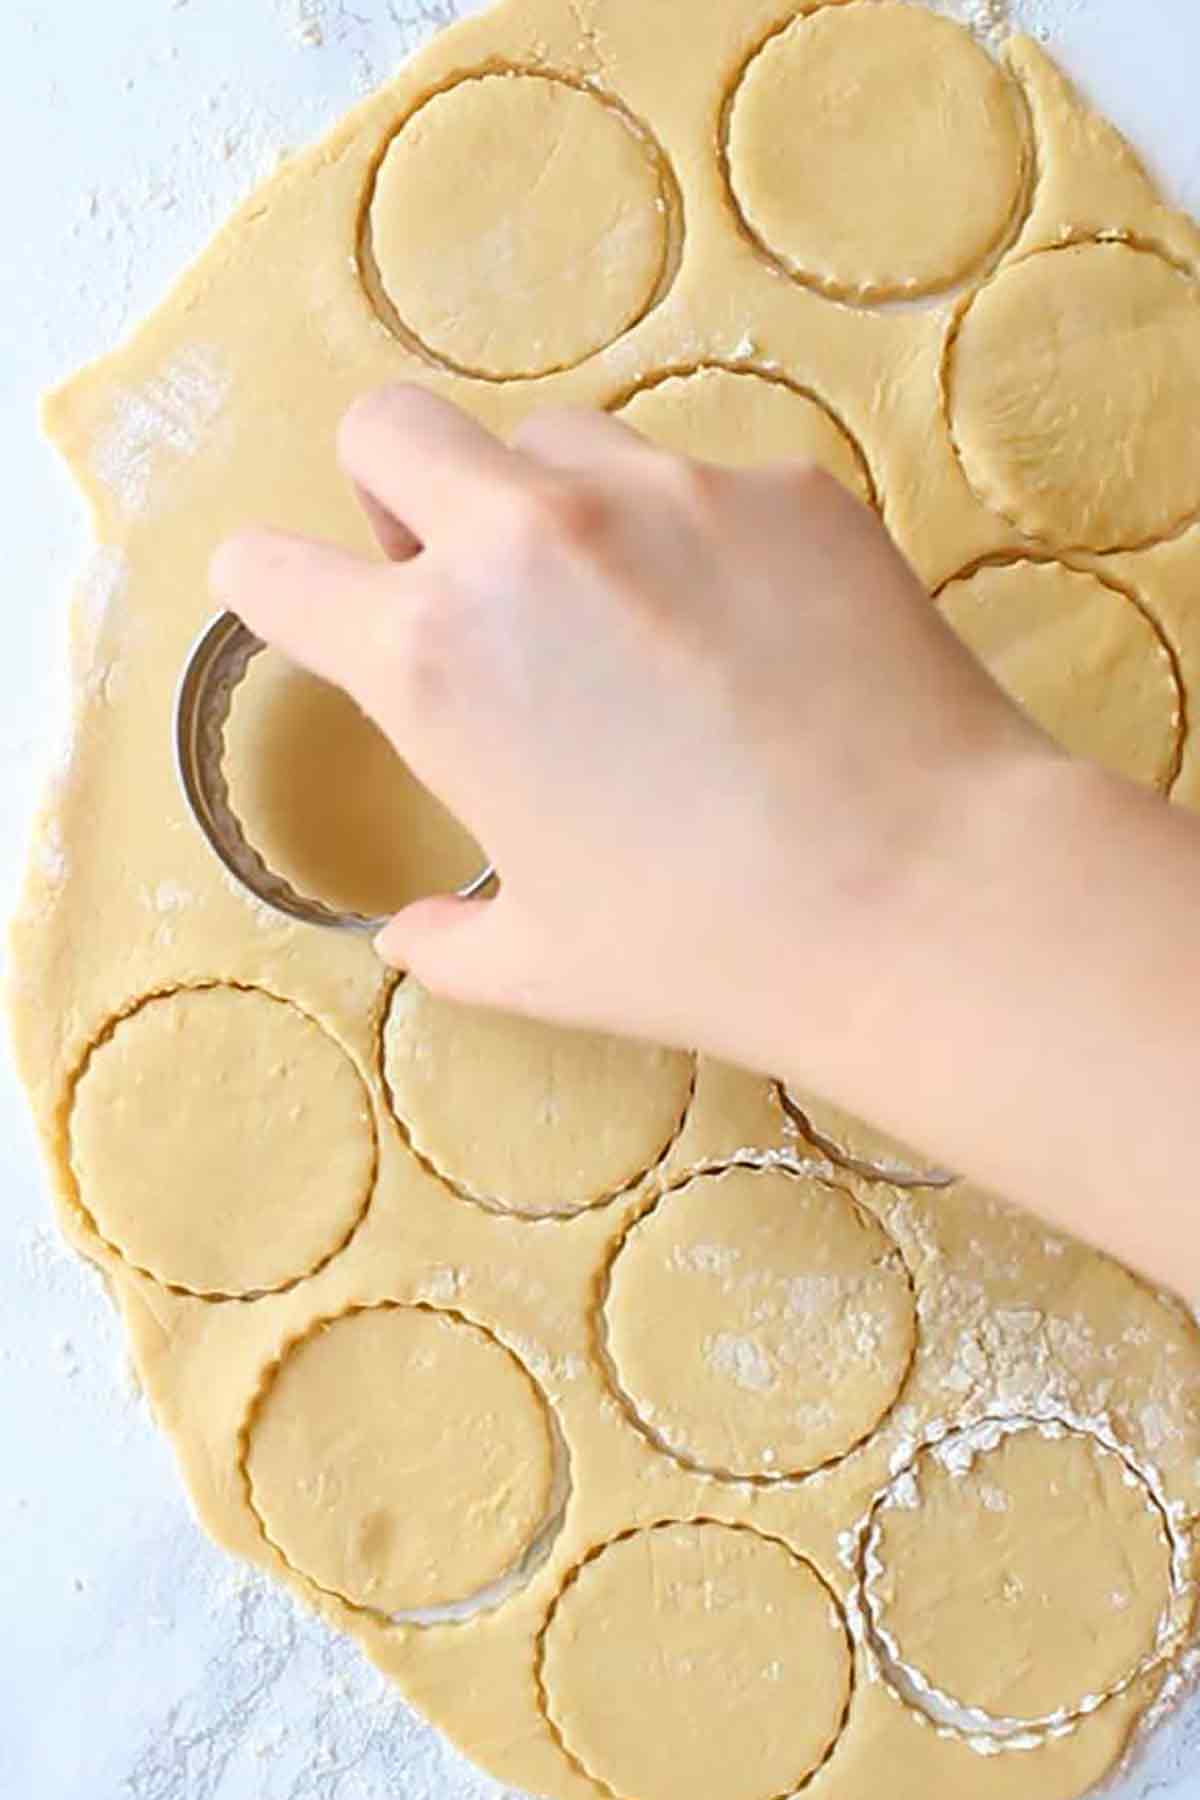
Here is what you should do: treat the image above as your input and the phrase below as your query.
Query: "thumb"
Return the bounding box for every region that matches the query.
[375,896,531,1013]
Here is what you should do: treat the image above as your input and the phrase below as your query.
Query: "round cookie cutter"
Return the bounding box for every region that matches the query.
[174,611,496,933]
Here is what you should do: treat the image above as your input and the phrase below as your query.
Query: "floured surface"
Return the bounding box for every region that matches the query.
[11,4,1200,1800]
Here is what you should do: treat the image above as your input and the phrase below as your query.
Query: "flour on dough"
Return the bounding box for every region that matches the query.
[602,1164,915,1478]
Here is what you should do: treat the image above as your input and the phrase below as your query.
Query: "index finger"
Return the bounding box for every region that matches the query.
[338,384,523,547]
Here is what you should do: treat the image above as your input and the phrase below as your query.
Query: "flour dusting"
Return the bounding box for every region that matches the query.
[94,345,230,518]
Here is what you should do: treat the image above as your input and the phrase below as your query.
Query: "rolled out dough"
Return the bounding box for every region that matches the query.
[243,1303,558,1614]
[14,3,1200,1798]
[938,559,1184,790]
[616,363,874,500]
[602,1164,916,1479]
[224,648,486,917]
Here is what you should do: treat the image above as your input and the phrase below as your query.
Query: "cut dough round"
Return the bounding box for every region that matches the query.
[946,242,1200,550]
[939,561,1182,789]
[783,1085,948,1185]
[382,982,692,1217]
[540,1522,851,1800]
[616,366,872,501]
[726,2,1028,301]
[604,1166,915,1478]
[368,72,669,378]
[867,1424,1174,1724]
[244,1305,557,1614]
[69,987,374,1297]
[223,648,484,918]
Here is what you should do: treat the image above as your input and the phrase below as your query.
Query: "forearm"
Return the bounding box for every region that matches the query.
[778,756,1200,1296]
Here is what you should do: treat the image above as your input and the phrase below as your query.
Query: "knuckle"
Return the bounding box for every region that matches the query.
[657,453,726,513]
[510,406,583,455]
[396,586,458,714]
[776,457,844,503]
[500,480,612,558]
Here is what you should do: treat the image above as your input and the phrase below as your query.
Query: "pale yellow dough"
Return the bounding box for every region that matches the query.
[382,979,694,1217]
[726,1,1029,301]
[68,986,375,1297]
[939,559,1183,788]
[616,364,873,501]
[224,648,485,917]
[368,71,671,378]
[15,3,1200,1798]
[867,1425,1175,1723]
[602,1165,915,1478]
[782,1083,950,1186]
[243,1304,557,1613]
[539,1522,852,1800]
[946,241,1200,551]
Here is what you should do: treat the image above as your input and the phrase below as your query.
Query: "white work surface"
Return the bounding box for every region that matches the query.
[2,2,1199,1795]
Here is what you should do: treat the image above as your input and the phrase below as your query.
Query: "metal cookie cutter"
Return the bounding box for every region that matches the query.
[175,611,495,933]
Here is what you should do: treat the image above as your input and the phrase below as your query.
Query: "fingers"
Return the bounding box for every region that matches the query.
[376,896,514,1009]
[210,526,399,705]
[512,405,654,475]
[338,385,522,544]
[352,479,421,562]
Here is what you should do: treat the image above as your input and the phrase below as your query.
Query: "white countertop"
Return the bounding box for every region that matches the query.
[1,3,1198,1795]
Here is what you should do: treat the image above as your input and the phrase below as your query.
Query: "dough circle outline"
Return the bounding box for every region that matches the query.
[858,1416,1190,1742]
[536,1518,855,1800]
[775,1081,955,1188]
[239,1301,570,1623]
[64,982,378,1301]
[933,554,1187,794]
[596,1158,918,1483]
[943,238,1200,553]
[359,67,682,382]
[721,1,1034,305]
[379,977,697,1221]
[609,361,879,509]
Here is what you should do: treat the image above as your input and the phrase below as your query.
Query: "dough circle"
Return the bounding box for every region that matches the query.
[615,365,873,502]
[367,72,671,379]
[602,1165,916,1478]
[223,648,485,918]
[946,242,1200,550]
[866,1424,1175,1725]
[68,987,375,1297]
[725,1,1028,301]
[781,1084,949,1186]
[382,982,693,1217]
[539,1522,852,1800]
[938,561,1182,789]
[243,1304,558,1614]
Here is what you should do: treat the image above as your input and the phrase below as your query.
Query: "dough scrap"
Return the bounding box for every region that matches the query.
[539,1522,852,1800]
[383,980,694,1217]
[244,1304,558,1613]
[603,1165,915,1478]
[946,241,1200,551]
[726,1,1029,301]
[938,560,1183,789]
[368,71,671,378]
[223,648,484,917]
[867,1424,1175,1724]
[616,364,873,501]
[68,987,375,1297]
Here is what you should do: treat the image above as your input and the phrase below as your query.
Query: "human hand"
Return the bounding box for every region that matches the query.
[211,384,1050,1088]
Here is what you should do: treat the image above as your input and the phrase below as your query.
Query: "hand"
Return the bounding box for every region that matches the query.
[210,384,1049,1086]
